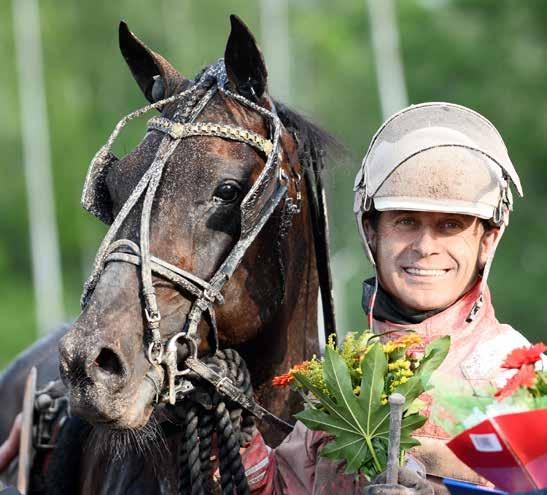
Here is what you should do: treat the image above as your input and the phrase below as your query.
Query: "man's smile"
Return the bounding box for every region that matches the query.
[402,266,452,277]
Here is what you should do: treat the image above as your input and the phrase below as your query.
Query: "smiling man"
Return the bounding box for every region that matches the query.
[352,102,532,492]
[238,103,537,495]
[240,103,536,495]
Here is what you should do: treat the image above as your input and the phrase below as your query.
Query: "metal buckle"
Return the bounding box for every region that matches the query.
[35,394,68,450]
[145,307,161,325]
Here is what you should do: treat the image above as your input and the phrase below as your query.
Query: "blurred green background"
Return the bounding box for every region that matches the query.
[1,0,546,368]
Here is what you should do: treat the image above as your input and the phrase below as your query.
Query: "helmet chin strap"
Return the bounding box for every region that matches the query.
[367,276,379,331]
[467,223,506,322]
[355,211,380,331]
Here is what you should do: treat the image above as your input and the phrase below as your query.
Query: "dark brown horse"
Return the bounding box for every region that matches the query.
[0,15,337,494]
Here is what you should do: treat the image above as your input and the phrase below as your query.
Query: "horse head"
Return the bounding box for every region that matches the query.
[58,16,333,442]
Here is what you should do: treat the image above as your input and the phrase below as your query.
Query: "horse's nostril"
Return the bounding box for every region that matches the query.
[94,348,124,376]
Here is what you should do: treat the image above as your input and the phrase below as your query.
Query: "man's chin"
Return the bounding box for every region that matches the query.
[397,292,457,313]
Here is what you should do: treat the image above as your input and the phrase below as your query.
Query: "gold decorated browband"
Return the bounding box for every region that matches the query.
[147,117,274,156]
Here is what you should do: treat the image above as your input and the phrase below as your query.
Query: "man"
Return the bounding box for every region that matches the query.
[251,102,535,494]
[351,101,530,491]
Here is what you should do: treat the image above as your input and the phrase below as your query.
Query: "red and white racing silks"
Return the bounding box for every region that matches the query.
[242,280,537,493]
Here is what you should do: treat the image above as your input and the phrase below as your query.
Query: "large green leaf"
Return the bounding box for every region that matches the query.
[322,347,367,435]
[295,408,358,437]
[294,372,357,429]
[321,431,372,474]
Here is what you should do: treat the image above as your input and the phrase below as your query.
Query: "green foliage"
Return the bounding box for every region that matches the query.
[294,336,450,478]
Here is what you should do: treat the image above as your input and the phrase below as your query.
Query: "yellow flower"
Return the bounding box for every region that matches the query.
[383,342,398,354]
[388,358,411,371]
[392,334,423,348]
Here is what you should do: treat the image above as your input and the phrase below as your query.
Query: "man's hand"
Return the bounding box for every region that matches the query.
[364,467,434,495]
[0,414,22,473]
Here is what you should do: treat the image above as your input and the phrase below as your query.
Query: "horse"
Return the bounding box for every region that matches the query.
[0,15,338,494]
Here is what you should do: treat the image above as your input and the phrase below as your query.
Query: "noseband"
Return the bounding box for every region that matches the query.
[80,62,293,415]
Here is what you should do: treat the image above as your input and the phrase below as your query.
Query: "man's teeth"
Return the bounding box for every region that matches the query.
[404,267,447,276]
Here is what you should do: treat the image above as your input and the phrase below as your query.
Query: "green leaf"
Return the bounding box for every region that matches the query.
[322,347,367,435]
[373,410,426,439]
[419,336,451,384]
[293,373,356,429]
[295,408,358,437]
[400,413,427,450]
[357,343,387,431]
[406,397,427,416]
[320,432,372,474]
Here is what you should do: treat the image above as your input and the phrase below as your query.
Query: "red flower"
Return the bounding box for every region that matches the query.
[501,343,547,369]
[272,373,293,387]
[272,361,311,387]
[495,364,537,400]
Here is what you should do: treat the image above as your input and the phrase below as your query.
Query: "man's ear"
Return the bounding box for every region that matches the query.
[119,21,186,103]
[478,226,502,270]
[224,15,268,101]
[363,218,378,254]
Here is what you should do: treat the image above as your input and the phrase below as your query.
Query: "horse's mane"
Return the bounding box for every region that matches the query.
[274,100,344,172]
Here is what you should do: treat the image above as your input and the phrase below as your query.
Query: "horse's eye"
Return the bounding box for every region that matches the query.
[213,182,241,203]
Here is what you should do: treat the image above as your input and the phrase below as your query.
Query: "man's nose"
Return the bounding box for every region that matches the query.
[411,228,440,257]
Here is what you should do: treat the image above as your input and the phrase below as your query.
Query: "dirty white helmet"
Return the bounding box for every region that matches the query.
[353,102,523,322]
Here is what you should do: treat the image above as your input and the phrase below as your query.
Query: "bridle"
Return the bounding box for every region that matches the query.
[79,61,307,418]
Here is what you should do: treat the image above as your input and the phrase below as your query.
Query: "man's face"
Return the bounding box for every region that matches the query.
[364,211,500,312]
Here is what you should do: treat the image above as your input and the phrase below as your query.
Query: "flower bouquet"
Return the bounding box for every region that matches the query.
[273,332,450,479]
[431,343,547,492]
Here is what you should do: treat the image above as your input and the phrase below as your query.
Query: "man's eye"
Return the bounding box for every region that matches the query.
[213,182,241,203]
[397,217,415,226]
[442,221,462,230]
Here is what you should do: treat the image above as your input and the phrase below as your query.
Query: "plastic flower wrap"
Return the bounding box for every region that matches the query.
[273,331,450,479]
[431,342,547,436]
[430,342,547,492]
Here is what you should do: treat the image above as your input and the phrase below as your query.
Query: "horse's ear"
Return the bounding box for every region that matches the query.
[224,15,268,101]
[119,21,184,103]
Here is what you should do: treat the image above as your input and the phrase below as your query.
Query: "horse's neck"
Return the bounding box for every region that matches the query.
[242,193,320,445]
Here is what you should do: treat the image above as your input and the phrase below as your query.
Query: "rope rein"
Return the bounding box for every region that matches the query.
[175,348,256,495]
